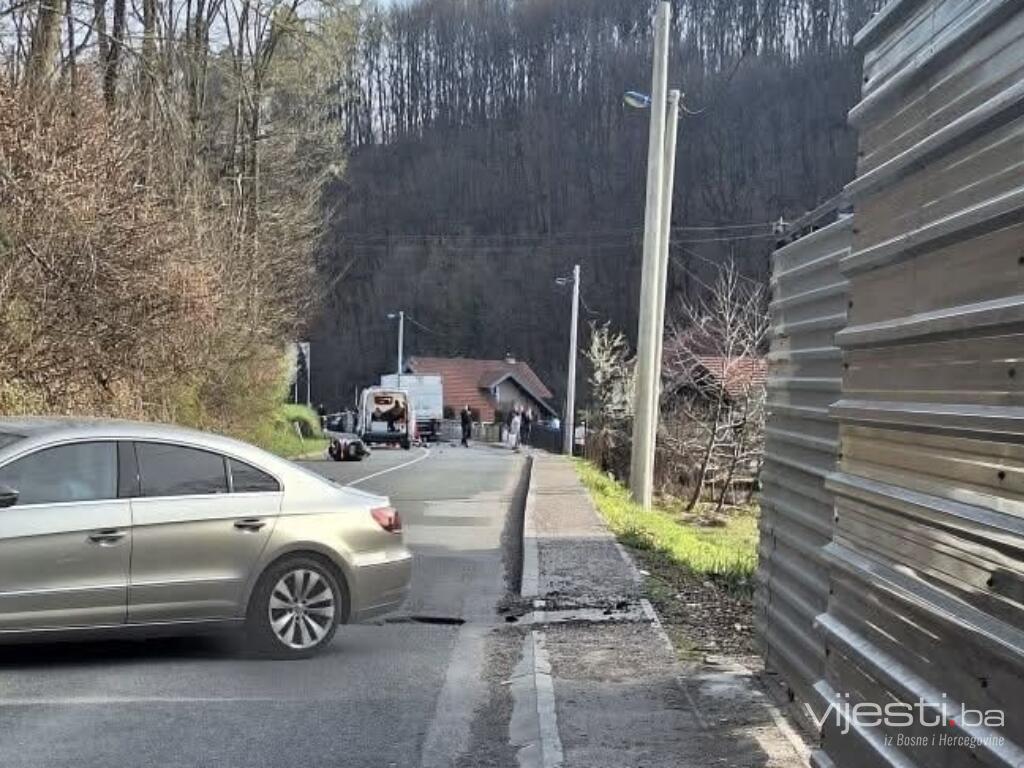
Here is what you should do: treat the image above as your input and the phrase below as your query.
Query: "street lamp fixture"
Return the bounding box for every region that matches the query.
[623,90,653,110]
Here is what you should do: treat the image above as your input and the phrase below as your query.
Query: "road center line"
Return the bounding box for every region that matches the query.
[349,447,431,487]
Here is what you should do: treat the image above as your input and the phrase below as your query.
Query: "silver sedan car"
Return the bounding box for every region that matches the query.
[0,418,412,658]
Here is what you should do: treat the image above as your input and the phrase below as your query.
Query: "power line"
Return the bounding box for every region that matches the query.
[672,245,767,287]
[334,232,777,250]
[405,314,442,336]
[670,256,718,296]
[332,221,775,244]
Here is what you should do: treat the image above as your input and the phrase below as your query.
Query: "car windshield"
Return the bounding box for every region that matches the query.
[0,432,24,450]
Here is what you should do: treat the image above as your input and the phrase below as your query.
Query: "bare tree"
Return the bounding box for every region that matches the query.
[662,262,769,512]
[0,0,359,436]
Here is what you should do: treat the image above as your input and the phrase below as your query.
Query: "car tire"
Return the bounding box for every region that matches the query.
[401,438,411,450]
[245,556,344,659]
[345,443,360,461]
[329,443,343,462]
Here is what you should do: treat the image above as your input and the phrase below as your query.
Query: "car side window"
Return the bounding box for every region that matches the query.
[136,442,228,497]
[229,458,281,493]
[0,442,117,506]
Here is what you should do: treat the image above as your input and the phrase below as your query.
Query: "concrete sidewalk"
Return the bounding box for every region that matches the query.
[520,452,809,768]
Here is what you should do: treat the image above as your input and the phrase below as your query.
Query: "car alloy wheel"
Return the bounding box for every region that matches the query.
[247,556,343,658]
[269,569,337,650]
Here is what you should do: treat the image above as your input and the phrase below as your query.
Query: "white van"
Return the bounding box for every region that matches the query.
[359,387,415,449]
[380,374,443,441]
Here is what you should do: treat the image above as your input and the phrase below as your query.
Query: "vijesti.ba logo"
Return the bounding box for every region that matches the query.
[805,691,1006,747]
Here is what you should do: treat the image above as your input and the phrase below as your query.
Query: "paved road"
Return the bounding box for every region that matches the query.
[0,443,527,768]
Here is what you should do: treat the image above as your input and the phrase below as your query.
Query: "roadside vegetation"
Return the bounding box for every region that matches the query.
[575,460,757,585]
[0,0,356,452]
[575,459,759,659]
[255,405,329,459]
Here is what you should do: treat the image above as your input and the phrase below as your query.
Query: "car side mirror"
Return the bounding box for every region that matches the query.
[0,484,18,508]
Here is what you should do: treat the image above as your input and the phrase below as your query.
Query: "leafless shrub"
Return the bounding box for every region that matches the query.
[661,262,769,512]
[0,78,314,432]
[0,0,354,434]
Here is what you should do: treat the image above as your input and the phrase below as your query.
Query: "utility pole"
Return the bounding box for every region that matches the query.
[563,264,581,456]
[388,310,405,375]
[397,310,405,374]
[630,0,671,509]
[645,89,681,476]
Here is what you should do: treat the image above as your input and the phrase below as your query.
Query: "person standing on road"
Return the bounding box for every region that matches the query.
[520,407,533,446]
[509,406,522,450]
[460,404,473,447]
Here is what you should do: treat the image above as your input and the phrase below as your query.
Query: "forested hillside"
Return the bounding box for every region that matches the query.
[313,0,881,409]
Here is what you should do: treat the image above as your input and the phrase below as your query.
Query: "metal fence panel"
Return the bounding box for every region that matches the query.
[758,211,851,723]
[815,1,1024,766]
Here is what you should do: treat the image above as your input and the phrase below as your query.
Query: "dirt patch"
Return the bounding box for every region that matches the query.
[629,544,757,660]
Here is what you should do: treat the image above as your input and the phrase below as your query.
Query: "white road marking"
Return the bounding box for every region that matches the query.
[520,458,540,598]
[348,447,431,487]
[532,631,564,768]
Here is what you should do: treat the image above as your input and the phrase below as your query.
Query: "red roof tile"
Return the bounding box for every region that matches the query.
[694,356,767,399]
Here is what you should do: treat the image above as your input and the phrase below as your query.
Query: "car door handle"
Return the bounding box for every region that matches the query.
[234,518,267,533]
[88,529,127,545]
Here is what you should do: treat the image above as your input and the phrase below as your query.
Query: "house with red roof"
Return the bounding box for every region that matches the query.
[667,355,767,405]
[406,355,557,423]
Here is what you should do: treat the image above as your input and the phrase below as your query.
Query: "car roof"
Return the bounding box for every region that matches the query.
[0,417,268,463]
[0,417,211,441]
[0,417,390,506]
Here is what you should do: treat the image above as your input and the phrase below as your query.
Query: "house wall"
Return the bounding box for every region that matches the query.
[493,380,547,419]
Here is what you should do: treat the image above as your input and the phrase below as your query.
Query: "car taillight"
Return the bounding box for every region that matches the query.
[371,506,402,533]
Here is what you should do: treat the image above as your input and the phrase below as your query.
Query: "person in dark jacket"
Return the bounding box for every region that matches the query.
[520,407,533,446]
[460,405,473,447]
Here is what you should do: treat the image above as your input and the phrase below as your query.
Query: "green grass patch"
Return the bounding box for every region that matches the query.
[253,404,328,458]
[278,403,323,438]
[574,459,758,587]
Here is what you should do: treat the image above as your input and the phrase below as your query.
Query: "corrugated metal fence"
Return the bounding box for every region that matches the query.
[759,204,851,726]
[759,1,1024,766]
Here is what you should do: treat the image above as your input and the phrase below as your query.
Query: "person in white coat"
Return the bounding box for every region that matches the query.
[509,406,522,450]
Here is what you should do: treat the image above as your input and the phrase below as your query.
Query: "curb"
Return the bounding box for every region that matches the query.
[520,453,642,600]
[511,453,564,768]
[520,454,540,599]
